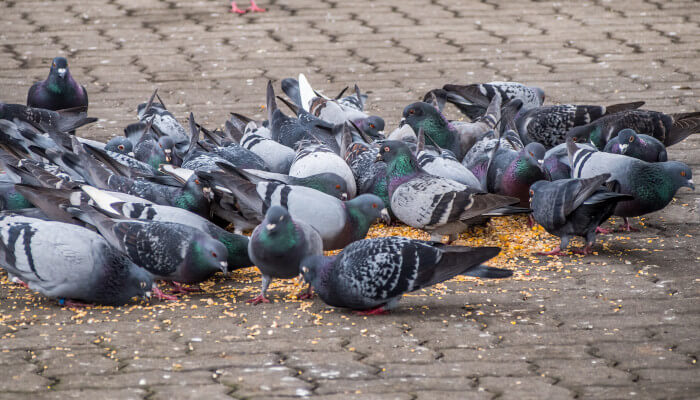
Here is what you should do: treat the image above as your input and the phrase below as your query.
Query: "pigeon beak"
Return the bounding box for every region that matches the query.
[380,208,391,225]
[266,223,276,231]
[687,179,695,190]
[377,130,385,137]
[537,159,543,165]
[341,193,348,200]
[57,68,67,78]
[398,118,406,127]
[128,151,135,157]
[619,144,628,153]
[219,261,228,272]
[144,291,152,301]
[375,153,383,162]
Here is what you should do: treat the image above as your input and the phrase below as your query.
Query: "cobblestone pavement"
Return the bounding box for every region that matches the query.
[1,0,699,399]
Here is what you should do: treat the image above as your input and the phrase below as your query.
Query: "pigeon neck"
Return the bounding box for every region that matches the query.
[386,154,421,192]
[216,231,254,268]
[345,205,373,242]
[258,222,300,254]
[47,72,72,94]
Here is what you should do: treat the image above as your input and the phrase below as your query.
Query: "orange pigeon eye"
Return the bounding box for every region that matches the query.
[628,136,634,143]
[335,184,341,189]
[372,203,377,208]
[408,109,415,114]
[681,171,686,177]
[369,124,375,129]
[195,179,201,185]
[118,145,124,150]
[529,189,535,196]
[572,137,578,142]
[383,146,390,152]
[211,252,217,258]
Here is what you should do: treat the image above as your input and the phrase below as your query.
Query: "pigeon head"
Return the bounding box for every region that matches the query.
[98,246,154,305]
[105,137,134,156]
[175,175,212,215]
[522,142,546,168]
[299,173,349,200]
[50,57,70,79]
[356,116,386,140]
[615,129,639,154]
[346,194,391,226]
[300,254,334,286]
[158,136,175,162]
[566,124,601,147]
[124,261,155,302]
[661,161,694,191]
[376,140,422,178]
[188,234,229,277]
[528,180,548,205]
[401,102,446,133]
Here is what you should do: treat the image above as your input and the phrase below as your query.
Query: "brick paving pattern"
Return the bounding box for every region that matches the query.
[0,0,699,399]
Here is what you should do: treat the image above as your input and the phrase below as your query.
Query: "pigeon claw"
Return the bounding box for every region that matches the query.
[152,287,179,301]
[615,223,639,232]
[247,0,266,12]
[571,245,593,256]
[595,226,614,235]
[535,247,567,256]
[169,281,201,294]
[247,294,271,305]
[353,306,389,316]
[230,1,247,13]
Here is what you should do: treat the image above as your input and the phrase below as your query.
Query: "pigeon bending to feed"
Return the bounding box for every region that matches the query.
[240,130,295,173]
[105,137,134,156]
[529,175,634,255]
[345,142,389,207]
[301,237,509,314]
[0,214,152,305]
[247,206,323,304]
[415,128,481,188]
[515,102,645,148]
[485,141,546,206]
[27,57,88,112]
[78,185,252,271]
[568,139,694,231]
[289,141,357,198]
[437,81,545,120]
[137,95,190,157]
[401,102,463,159]
[235,168,350,200]
[603,129,667,162]
[200,169,389,250]
[376,140,525,242]
[567,109,700,149]
[69,206,228,285]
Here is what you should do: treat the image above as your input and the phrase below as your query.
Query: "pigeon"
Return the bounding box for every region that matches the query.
[105,137,134,156]
[602,129,668,162]
[69,206,228,285]
[27,57,88,112]
[247,205,323,304]
[137,94,190,157]
[240,129,295,173]
[77,185,253,271]
[529,175,634,255]
[134,135,173,169]
[438,81,545,120]
[415,129,481,188]
[288,140,357,198]
[199,170,389,249]
[376,140,524,241]
[567,109,700,149]
[541,142,598,181]
[568,139,694,230]
[300,237,509,314]
[234,167,350,200]
[345,142,390,207]
[400,102,464,159]
[485,141,546,206]
[0,182,33,211]
[515,102,645,148]
[0,214,152,306]
[202,140,269,171]
[0,103,96,133]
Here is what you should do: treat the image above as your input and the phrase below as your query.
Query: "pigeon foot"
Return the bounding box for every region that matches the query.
[247,294,271,304]
[595,226,614,234]
[535,247,567,256]
[169,281,201,294]
[571,245,593,255]
[230,1,246,13]
[58,299,92,308]
[247,0,266,12]
[152,287,179,301]
[353,306,389,316]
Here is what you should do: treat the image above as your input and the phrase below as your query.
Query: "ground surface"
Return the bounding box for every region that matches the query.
[0,0,699,399]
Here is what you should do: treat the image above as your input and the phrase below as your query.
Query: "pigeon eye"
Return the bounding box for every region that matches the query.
[572,137,578,142]
[118,145,125,150]
[681,171,686,177]
[140,281,147,289]
[211,252,217,258]
[52,62,56,68]
[529,152,534,157]
[372,203,377,208]
[529,189,535,197]
[335,184,341,189]
[628,136,634,143]
[369,124,375,129]
[195,179,201,185]
[383,146,390,152]
[408,109,415,115]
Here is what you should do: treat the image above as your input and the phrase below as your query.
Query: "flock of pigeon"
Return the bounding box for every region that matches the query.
[0,57,696,314]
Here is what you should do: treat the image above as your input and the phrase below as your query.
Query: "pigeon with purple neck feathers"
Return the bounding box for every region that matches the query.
[376,140,526,242]
[603,129,667,162]
[300,237,509,314]
[0,214,152,306]
[27,57,88,112]
[568,138,695,231]
[485,140,546,206]
[529,174,633,256]
[247,205,323,304]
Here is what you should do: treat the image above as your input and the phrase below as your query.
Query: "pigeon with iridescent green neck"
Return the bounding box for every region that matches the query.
[247,205,323,304]
[401,102,463,159]
[27,57,88,112]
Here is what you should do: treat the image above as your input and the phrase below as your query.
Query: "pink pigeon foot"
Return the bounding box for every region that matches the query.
[169,281,201,294]
[152,286,179,301]
[571,245,593,255]
[58,299,92,308]
[615,222,639,232]
[247,0,266,12]
[353,306,389,316]
[247,294,271,304]
[535,247,567,256]
[230,1,246,13]
[595,226,614,234]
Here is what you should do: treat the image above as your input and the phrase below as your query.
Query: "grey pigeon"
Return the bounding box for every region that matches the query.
[301,237,509,314]
[568,139,694,231]
[377,140,526,242]
[345,142,390,208]
[240,129,295,173]
[438,81,544,120]
[247,205,323,304]
[0,104,96,135]
[602,129,667,162]
[137,94,190,157]
[529,175,633,255]
[0,214,152,306]
[27,57,88,112]
[69,206,228,285]
[289,140,357,197]
[199,170,389,249]
[516,102,645,148]
[234,167,350,200]
[105,137,134,156]
[415,129,481,188]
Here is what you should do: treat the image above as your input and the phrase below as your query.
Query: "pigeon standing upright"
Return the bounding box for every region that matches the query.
[27,57,88,112]
[301,237,509,314]
[247,206,323,304]
[529,175,634,255]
